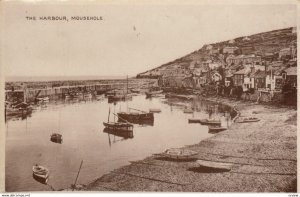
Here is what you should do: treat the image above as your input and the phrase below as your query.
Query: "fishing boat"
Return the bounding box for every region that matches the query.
[156,148,198,160]
[118,108,154,123]
[188,118,201,123]
[236,117,260,123]
[103,108,134,132]
[107,94,126,103]
[5,102,32,117]
[199,119,221,126]
[32,164,49,184]
[50,133,63,143]
[208,126,227,133]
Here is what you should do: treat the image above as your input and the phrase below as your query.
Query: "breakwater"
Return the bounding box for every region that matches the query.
[5,78,157,103]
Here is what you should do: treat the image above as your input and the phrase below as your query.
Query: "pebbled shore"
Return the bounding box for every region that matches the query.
[81,97,297,192]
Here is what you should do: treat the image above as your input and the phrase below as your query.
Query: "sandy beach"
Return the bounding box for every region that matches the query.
[82,97,297,192]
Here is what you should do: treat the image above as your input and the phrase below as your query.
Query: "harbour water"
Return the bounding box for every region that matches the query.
[5,94,233,192]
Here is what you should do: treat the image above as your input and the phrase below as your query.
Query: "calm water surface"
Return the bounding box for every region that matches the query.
[6,95,232,191]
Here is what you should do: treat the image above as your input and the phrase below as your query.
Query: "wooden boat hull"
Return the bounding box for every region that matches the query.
[103,122,133,131]
[209,127,227,133]
[196,159,232,171]
[145,90,163,98]
[188,118,201,123]
[183,109,194,113]
[118,112,154,122]
[32,165,49,184]
[237,118,260,123]
[159,148,198,160]
[149,108,161,113]
[199,119,221,126]
[103,128,134,139]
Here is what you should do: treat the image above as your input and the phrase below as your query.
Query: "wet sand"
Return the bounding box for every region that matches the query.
[81,97,297,192]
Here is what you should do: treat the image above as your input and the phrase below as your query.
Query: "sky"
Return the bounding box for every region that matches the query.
[1,0,297,77]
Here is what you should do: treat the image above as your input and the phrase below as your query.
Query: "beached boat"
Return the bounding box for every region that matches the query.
[196,159,232,171]
[32,165,49,184]
[199,119,221,126]
[158,148,198,160]
[50,133,63,143]
[236,117,260,123]
[208,126,227,133]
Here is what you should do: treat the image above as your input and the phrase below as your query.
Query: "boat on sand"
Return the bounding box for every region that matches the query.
[155,148,198,160]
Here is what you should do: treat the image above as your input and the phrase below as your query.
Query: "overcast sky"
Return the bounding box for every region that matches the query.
[2,1,297,77]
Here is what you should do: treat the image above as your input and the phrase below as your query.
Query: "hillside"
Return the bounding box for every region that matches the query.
[136,27,296,78]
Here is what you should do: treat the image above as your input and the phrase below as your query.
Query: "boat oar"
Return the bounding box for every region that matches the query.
[128,107,147,113]
[72,160,83,191]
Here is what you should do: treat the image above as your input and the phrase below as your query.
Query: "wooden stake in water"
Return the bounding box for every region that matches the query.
[72,160,83,191]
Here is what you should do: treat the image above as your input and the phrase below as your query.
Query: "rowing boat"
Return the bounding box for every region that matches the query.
[32,165,49,184]
[158,148,198,160]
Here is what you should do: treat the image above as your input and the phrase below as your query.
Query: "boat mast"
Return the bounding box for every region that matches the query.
[126,75,128,94]
[108,107,111,122]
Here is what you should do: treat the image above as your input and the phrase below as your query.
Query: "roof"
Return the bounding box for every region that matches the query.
[284,67,297,76]
[251,70,267,78]
[280,48,291,52]
[225,73,233,78]
[234,68,249,75]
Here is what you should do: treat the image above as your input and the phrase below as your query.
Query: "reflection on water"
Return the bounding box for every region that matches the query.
[5,95,233,192]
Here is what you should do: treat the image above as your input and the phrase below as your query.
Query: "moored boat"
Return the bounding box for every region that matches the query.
[32,164,49,184]
[188,118,201,123]
[149,108,161,113]
[183,108,193,113]
[199,119,221,126]
[103,122,133,132]
[145,90,163,98]
[50,133,63,143]
[118,108,154,123]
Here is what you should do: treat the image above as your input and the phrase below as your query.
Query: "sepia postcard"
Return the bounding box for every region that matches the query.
[0,0,298,195]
